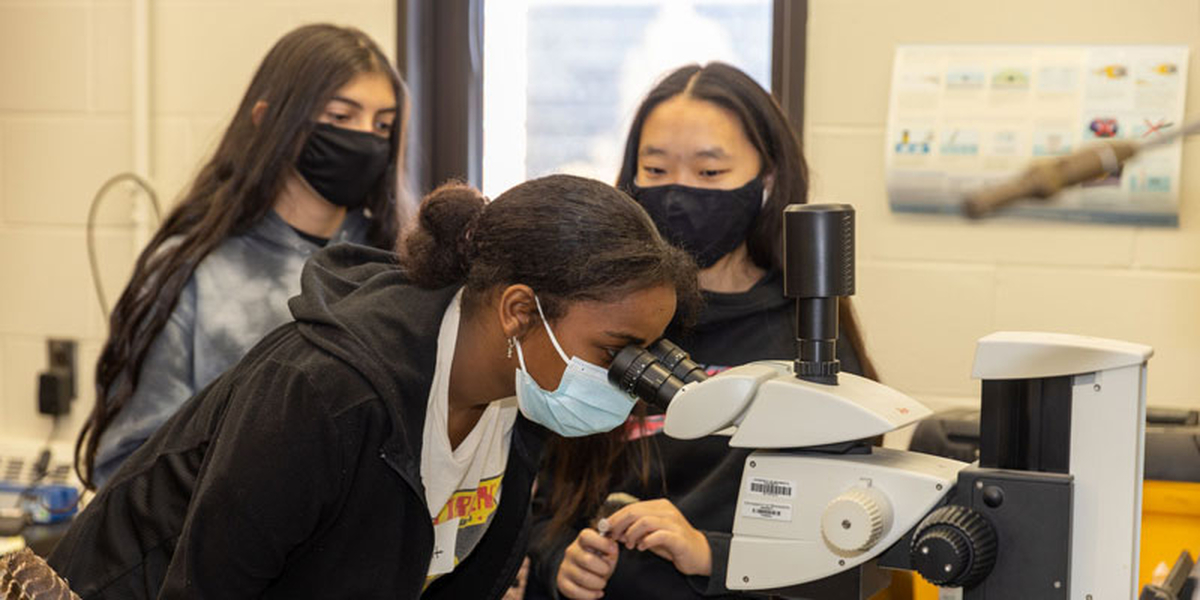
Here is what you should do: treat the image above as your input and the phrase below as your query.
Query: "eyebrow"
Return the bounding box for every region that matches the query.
[328,96,362,109]
[605,331,647,346]
[328,96,398,114]
[694,146,730,159]
[638,145,730,160]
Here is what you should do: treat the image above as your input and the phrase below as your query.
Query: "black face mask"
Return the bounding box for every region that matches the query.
[630,178,764,268]
[295,123,391,209]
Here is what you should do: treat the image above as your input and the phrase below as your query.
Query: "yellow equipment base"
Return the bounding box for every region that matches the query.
[877,480,1200,599]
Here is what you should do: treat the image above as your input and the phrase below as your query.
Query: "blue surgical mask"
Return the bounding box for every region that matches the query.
[513,297,636,437]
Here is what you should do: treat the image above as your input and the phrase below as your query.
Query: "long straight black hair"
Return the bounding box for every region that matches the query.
[76,24,409,488]
[538,64,880,545]
[615,62,877,381]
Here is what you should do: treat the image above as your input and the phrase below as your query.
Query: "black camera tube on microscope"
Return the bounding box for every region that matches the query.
[783,204,855,385]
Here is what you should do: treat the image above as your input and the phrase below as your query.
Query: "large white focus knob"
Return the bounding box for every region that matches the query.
[821,486,893,554]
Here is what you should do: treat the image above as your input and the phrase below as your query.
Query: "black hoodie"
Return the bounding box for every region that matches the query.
[529,270,864,599]
[49,244,548,600]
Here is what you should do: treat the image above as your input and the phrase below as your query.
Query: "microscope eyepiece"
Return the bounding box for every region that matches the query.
[647,339,708,385]
[607,339,707,411]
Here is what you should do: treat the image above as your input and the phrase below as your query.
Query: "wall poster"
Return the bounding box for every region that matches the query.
[886,45,1189,226]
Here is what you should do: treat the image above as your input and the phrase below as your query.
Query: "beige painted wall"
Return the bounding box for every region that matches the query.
[0,0,395,445]
[804,0,1200,411]
[3,0,1198,449]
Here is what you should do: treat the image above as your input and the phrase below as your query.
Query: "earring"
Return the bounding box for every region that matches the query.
[507,337,515,359]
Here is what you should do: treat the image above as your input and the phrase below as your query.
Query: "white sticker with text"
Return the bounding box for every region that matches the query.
[741,501,793,522]
[747,477,796,499]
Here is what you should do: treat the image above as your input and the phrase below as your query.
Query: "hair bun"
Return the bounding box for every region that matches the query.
[400,181,487,288]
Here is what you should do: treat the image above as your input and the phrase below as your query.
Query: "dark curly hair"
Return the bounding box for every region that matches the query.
[400,175,700,323]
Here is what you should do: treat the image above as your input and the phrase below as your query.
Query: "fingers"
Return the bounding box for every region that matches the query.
[557,550,609,600]
[565,550,614,582]
[558,558,610,597]
[566,538,616,578]
[638,529,712,577]
[604,499,677,541]
[557,576,604,600]
[577,529,619,561]
[638,529,682,557]
[515,556,529,586]
[620,515,670,550]
[604,500,714,577]
[557,529,619,600]
[504,556,531,599]
[502,584,525,600]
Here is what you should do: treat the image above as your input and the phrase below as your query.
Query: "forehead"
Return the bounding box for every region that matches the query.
[558,285,677,341]
[638,95,751,155]
[331,71,396,107]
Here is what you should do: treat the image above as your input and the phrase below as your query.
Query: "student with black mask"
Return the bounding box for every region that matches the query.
[47,176,700,600]
[76,24,409,490]
[529,63,879,600]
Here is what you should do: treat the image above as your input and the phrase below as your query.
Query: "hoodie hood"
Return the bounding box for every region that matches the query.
[288,243,460,474]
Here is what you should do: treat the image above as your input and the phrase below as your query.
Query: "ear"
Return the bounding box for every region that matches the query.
[497,284,539,340]
[251,100,269,127]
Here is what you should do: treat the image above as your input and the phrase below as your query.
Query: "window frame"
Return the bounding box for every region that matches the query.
[397,0,807,194]
[397,0,484,195]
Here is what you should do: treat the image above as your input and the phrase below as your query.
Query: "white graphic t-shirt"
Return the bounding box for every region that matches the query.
[420,291,519,587]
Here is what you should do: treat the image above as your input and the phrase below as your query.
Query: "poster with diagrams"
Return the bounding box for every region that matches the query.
[885,45,1189,226]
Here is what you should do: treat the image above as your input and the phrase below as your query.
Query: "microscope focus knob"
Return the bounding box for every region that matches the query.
[910,505,998,588]
[821,487,892,554]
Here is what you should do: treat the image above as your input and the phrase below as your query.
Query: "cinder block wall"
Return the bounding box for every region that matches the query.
[5,0,1198,448]
[0,0,395,445]
[804,0,1200,410]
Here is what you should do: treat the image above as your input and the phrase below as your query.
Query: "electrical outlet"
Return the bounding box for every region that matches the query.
[38,339,76,416]
[47,339,76,400]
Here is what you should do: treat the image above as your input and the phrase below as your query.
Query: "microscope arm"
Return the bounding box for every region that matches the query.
[661,363,778,439]
[664,361,932,448]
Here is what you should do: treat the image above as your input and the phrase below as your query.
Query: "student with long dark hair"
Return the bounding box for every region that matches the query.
[76,24,408,489]
[532,62,878,599]
[48,175,700,599]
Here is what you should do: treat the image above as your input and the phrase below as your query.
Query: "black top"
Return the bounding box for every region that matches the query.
[528,269,865,599]
[288,224,330,247]
[49,244,549,600]
[665,269,863,373]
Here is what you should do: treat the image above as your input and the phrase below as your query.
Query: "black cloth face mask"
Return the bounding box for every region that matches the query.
[295,123,391,209]
[630,178,765,268]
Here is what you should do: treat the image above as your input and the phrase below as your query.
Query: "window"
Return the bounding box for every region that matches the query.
[482,0,773,197]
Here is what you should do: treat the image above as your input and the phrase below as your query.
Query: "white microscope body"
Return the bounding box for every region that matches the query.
[611,204,1154,598]
[659,331,1152,598]
[664,361,966,590]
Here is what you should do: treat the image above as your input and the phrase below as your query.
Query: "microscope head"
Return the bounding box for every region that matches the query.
[607,204,932,447]
[656,360,931,447]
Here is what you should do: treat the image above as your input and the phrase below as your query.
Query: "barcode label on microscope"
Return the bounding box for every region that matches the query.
[741,501,793,522]
[748,477,795,498]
